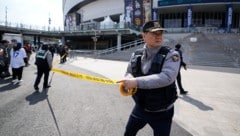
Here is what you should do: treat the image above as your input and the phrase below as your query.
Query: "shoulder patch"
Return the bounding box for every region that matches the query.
[172,54,179,62]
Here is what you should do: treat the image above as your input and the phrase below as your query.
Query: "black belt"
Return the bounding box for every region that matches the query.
[144,103,174,112]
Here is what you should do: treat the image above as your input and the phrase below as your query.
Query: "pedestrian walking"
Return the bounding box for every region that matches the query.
[49,45,55,58]
[23,42,32,66]
[117,20,181,136]
[60,45,68,63]
[175,44,188,95]
[34,44,53,92]
[10,42,27,83]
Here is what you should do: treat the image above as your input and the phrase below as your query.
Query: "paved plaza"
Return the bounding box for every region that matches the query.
[1,33,240,136]
[71,56,240,136]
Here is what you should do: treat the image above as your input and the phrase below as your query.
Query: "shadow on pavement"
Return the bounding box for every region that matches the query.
[179,95,213,111]
[25,88,62,136]
[0,78,21,92]
[0,77,12,84]
[25,89,48,105]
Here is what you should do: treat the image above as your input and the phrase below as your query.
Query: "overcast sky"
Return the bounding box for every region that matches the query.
[0,0,64,30]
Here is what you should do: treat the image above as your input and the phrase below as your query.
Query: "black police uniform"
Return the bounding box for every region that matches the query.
[124,46,178,136]
[34,49,52,91]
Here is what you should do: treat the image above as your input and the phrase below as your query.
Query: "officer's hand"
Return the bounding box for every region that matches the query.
[118,82,137,96]
[117,78,137,90]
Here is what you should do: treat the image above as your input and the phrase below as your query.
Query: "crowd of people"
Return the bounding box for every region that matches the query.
[0,39,29,82]
[0,39,69,90]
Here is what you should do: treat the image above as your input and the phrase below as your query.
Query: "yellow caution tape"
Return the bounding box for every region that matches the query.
[53,61,59,66]
[51,58,136,96]
[51,68,117,84]
[52,53,67,66]
[60,53,67,59]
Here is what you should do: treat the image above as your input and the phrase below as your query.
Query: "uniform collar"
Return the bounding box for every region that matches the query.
[144,45,161,60]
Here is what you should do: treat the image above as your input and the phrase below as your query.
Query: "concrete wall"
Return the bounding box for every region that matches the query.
[78,0,124,22]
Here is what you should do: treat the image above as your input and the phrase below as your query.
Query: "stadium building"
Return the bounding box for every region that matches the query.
[62,0,240,49]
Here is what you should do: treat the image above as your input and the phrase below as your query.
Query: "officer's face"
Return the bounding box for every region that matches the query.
[142,30,163,48]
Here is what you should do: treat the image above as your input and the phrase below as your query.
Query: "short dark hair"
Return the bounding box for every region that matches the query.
[41,44,49,50]
[175,44,181,49]
[1,40,9,44]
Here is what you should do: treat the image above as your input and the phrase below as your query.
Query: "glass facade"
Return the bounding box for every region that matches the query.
[157,2,240,32]
[159,12,239,28]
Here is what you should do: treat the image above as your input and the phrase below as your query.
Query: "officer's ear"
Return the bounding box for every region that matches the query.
[142,32,147,39]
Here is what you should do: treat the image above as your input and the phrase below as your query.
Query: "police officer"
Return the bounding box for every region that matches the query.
[175,44,188,95]
[34,44,53,92]
[117,20,180,136]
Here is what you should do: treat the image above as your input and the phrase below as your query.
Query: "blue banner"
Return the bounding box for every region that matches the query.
[133,0,144,28]
[124,0,133,24]
[226,4,233,32]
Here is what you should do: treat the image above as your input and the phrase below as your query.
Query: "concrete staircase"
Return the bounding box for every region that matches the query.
[71,33,240,68]
[97,33,191,61]
[182,33,240,68]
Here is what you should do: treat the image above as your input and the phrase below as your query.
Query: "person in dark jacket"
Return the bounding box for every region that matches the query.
[0,43,5,77]
[175,44,188,95]
[34,44,53,92]
[0,40,11,78]
[117,20,180,136]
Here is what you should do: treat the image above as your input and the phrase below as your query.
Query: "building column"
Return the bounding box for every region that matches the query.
[117,33,121,51]
[239,12,240,32]
[33,36,37,46]
[61,36,65,46]
[37,36,41,49]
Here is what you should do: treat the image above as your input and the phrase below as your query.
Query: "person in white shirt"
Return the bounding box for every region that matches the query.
[10,42,27,82]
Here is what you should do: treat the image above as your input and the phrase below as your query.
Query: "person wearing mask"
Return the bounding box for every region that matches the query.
[175,44,188,95]
[10,42,27,83]
[117,20,181,136]
[34,44,53,92]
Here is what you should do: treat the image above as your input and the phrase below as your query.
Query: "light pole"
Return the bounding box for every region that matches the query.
[48,13,51,31]
[5,6,8,26]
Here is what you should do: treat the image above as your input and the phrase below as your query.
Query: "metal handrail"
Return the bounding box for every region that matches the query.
[96,39,144,55]
[68,39,144,58]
